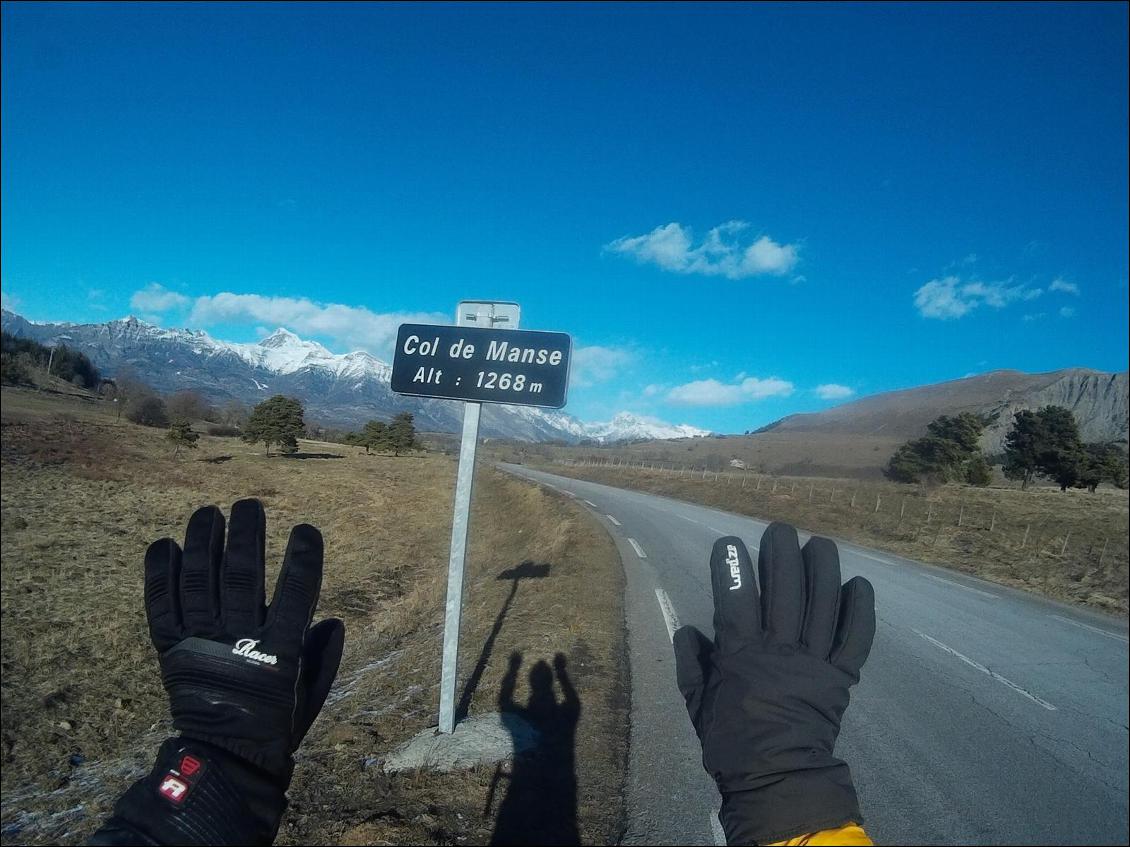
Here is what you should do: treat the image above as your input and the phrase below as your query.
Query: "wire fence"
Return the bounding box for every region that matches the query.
[553,457,1130,585]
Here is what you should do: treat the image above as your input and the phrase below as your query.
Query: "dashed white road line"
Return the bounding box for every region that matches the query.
[853,549,897,566]
[562,490,576,498]
[583,499,598,508]
[606,515,621,526]
[709,812,726,846]
[628,538,647,559]
[706,525,726,535]
[1049,614,1129,644]
[913,629,1057,711]
[654,588,680,642]
[923,573,999,599]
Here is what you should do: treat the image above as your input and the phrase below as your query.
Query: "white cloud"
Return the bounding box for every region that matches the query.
[570,345,635,388]
[688,360,719,374]
[667,376,794,406]
[815,383,854,400]
[130,283,190,313]
[1050,278,1080,295]
[643,383,664,397]
[1022,313,1045,322]
[914,276,1042,320]
[1059,306,1076,318]
[2,290,20,312]
[605,221,799,278]
[188,292,447,356]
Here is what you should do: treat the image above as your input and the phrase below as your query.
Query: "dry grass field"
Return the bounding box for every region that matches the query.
[541,458,1129,614]
[0,387,628,845]
[487,432,911,481]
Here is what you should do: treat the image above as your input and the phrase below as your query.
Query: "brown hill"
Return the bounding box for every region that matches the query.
[762,368,1128,454]
[524,368,1128,480]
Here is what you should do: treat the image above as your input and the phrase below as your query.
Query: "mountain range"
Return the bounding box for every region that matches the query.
[0,310,710,443]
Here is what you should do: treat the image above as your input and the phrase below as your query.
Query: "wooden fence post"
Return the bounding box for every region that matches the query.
[958,505,965,527]
[1098,537,1109,567]
[874,494,881,513]
[1060,532,1071,556]
[850,490,857,509]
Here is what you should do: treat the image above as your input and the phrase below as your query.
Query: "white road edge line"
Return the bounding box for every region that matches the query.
[628,538,647,559]
[707,525,726,535]
[923,573,999,599]
[654,588,680,642]
[710,811,726,846]
[912,629,1057,711]
[583,499,598,508]
[1049,614,1129,644]
[606,515,621,526]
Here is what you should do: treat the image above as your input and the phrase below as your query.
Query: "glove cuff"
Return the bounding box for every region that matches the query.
[718,762,862,845]
[90,737,288,846]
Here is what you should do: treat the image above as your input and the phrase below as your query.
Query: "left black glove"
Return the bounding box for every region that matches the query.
[90,499,345,846]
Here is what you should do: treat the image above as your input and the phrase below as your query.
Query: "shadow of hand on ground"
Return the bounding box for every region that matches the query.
[489,651,581,846]
[456,562,550,723]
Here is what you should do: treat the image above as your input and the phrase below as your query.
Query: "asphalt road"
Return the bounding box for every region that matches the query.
[499,464,1129,846]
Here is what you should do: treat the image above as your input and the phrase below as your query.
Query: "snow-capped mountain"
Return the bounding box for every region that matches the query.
[1,310,709,443]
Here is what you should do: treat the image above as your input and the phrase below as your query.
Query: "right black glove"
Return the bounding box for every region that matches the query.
[91,499,344,846]
[673,523,875,845]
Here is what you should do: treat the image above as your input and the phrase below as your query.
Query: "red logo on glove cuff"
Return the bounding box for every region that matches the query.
[158,775,189,805]
[179,755,202,777]
[156,752,207,805]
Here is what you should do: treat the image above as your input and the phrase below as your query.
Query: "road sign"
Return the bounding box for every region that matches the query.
[390,302,572,735]
[390,324,572,409]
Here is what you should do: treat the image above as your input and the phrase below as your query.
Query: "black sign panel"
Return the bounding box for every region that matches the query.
[391,324,572,409]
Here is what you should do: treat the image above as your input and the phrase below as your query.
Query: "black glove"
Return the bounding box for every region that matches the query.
[673,523,875,845]
[91,499,345,846]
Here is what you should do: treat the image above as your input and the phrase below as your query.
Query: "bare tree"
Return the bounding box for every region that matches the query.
[167,390,213,422]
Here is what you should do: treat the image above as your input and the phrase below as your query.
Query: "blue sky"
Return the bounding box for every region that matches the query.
[2,2,1127,433]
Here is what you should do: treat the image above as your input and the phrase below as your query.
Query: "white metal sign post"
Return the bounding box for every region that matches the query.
[390,300,571,735]
[437,301,518,735]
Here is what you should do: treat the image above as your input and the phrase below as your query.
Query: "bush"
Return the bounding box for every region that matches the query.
[0,352,34,386]
[127,396,170,428]
[207,424,243,437]
[965,454,993,486]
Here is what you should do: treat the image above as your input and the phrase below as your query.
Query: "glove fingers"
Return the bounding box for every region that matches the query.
[709,536,761,649]
[801,536,842,659]
[295,617,345,744]
[180,505,225,631]
[221,498,267,634]
[266,523,324,651]
[673,624,712,720]
[758,523,805,643]
[830,576,876,680]
[144,538,184,651]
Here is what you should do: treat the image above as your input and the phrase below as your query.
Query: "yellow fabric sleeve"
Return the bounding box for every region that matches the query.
[767,823,873,845]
